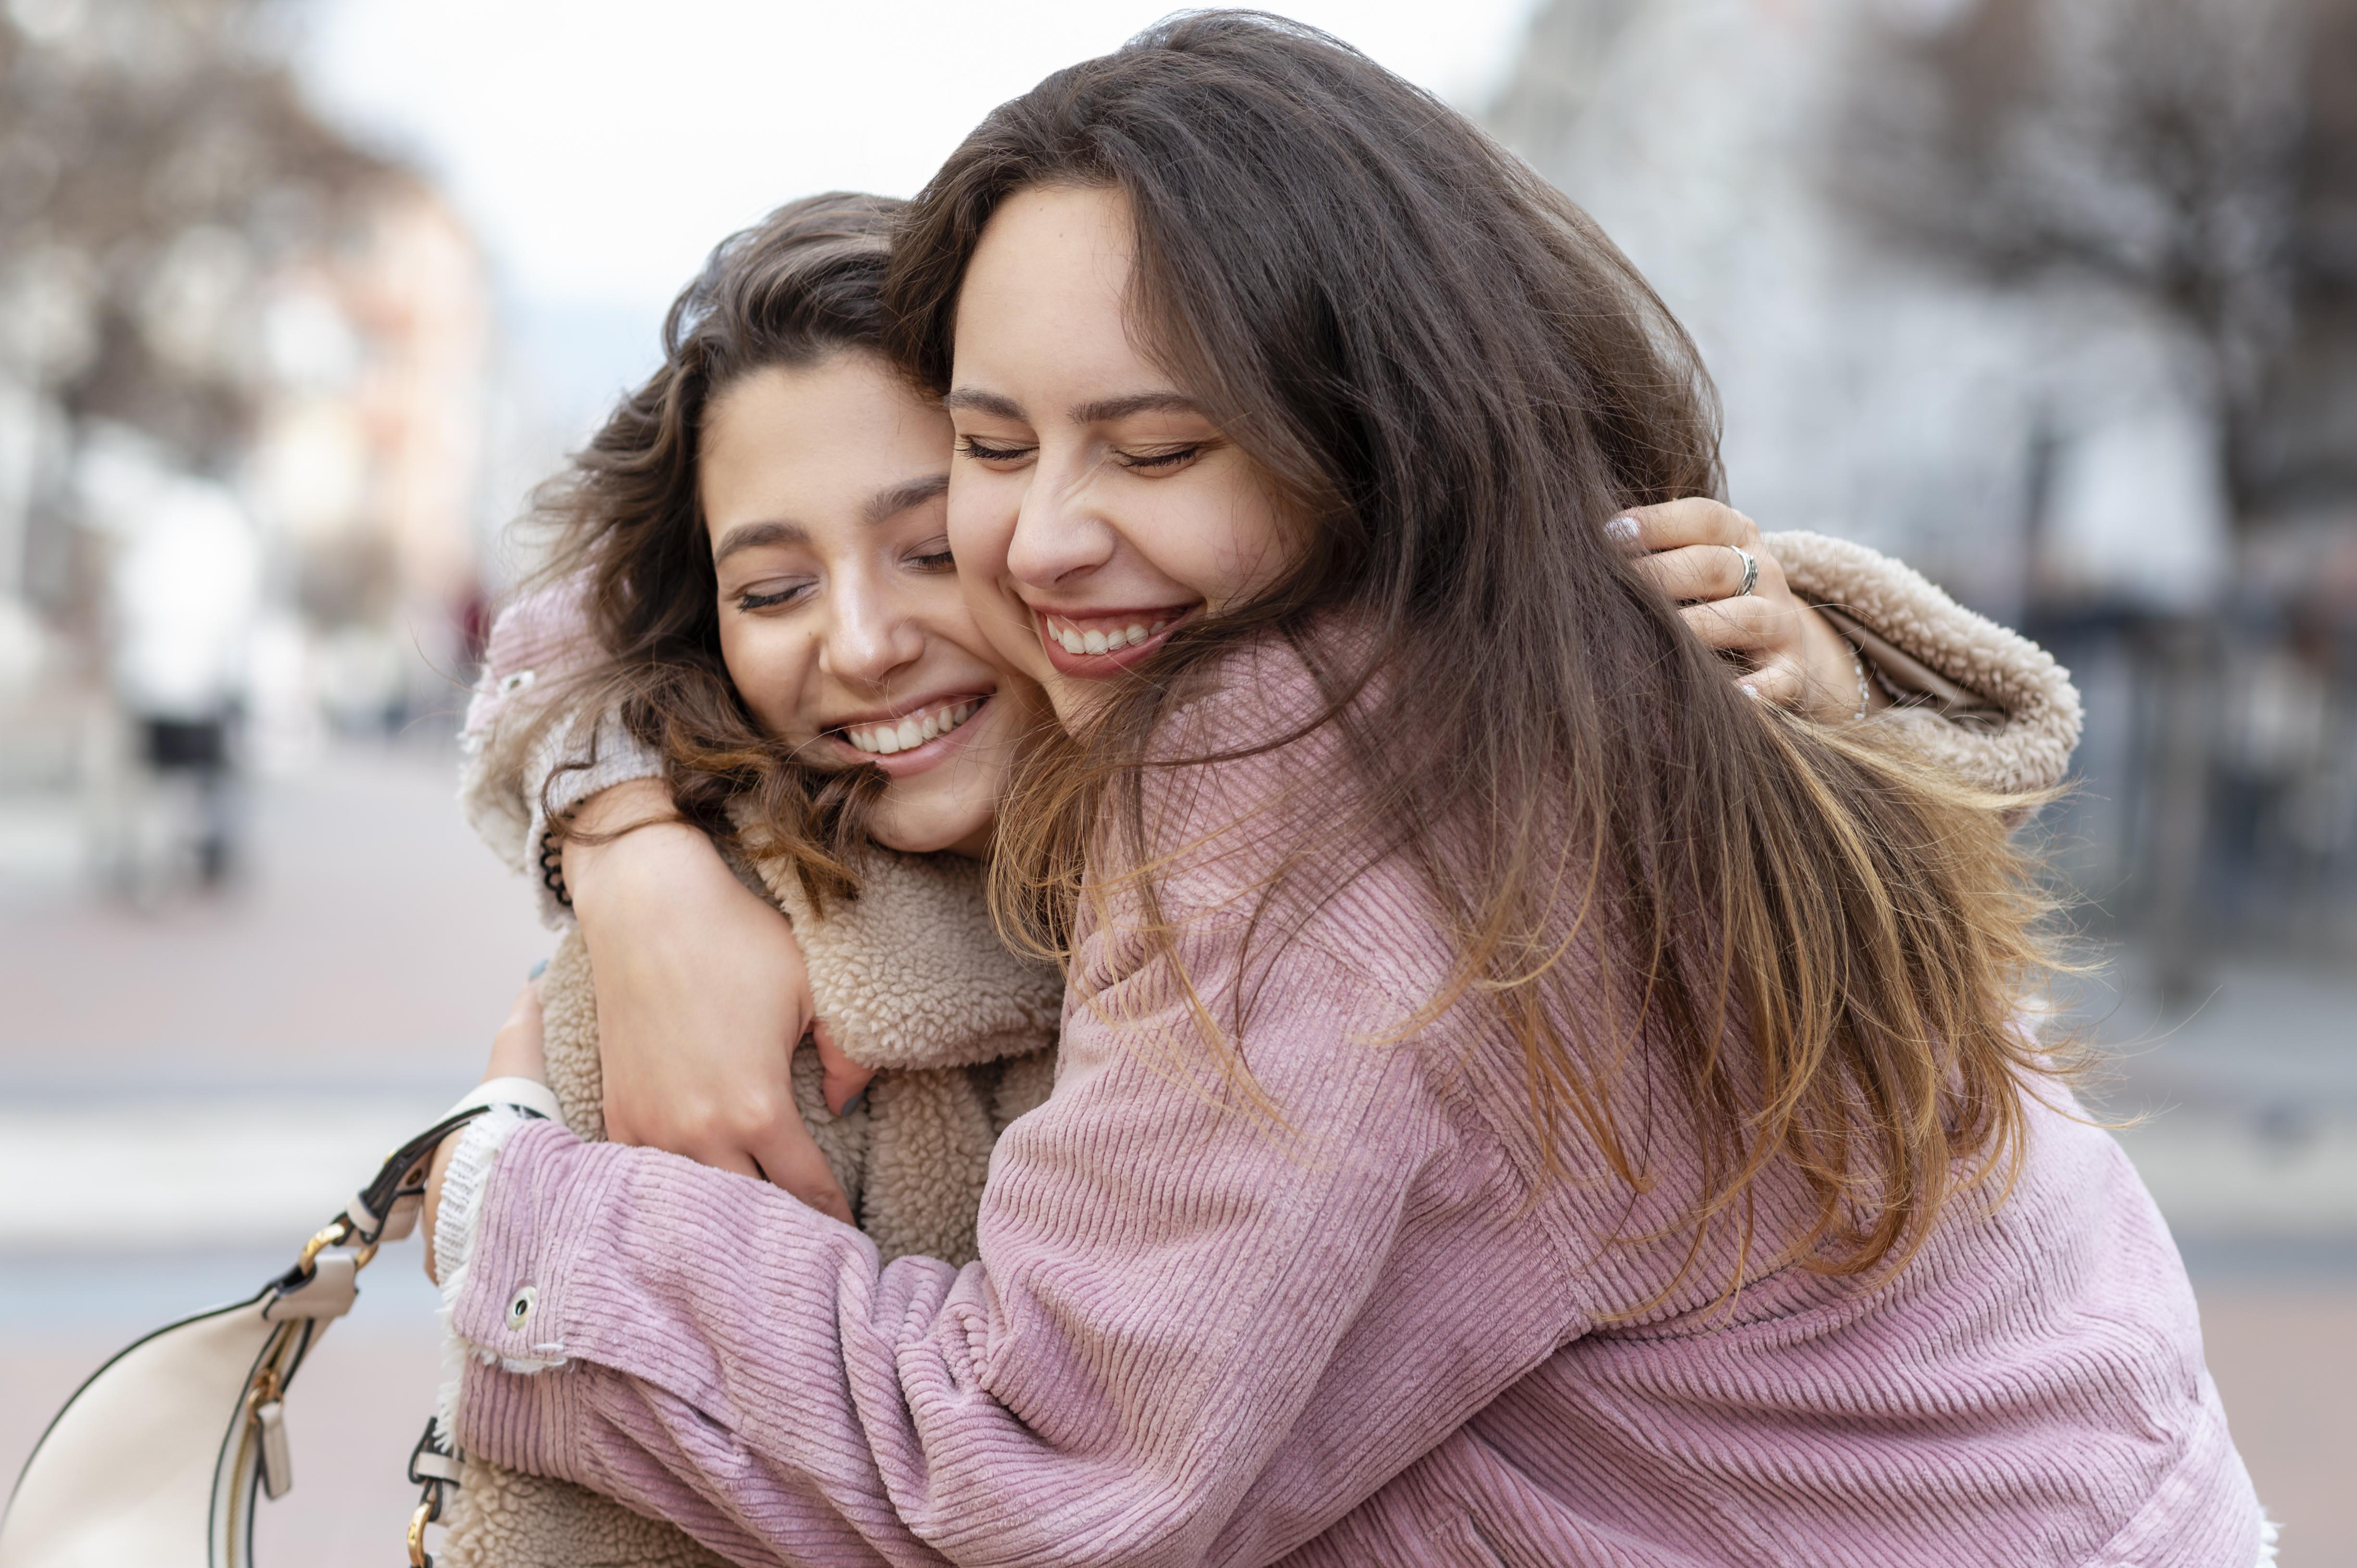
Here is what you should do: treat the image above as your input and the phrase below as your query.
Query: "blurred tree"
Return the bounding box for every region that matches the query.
[1838,0,2357,978]
[1837,0,2306,491]
[0,0,396,607]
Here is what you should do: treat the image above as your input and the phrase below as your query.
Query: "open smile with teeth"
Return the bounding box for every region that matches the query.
[1041,611,1186,657]
[839,697,984,758]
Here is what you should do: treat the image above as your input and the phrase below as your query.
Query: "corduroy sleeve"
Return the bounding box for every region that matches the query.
[444,899,1580,1568]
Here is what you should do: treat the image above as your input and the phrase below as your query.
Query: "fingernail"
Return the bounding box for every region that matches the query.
[526,957,548,980]
[1740,683,1761,699]
[1606,516,1641,545]
[839,1091,866,1118]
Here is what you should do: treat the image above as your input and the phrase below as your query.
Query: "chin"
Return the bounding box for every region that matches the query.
[868,802,994,859]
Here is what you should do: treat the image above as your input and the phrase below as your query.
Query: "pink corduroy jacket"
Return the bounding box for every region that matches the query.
[442,637,2259,1568]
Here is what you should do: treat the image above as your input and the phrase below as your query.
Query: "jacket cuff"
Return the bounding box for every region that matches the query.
[1764,529,2084,795]
[522,715,666,926]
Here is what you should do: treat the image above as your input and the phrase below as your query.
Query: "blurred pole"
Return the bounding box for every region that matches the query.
[2142,614,2220,1009]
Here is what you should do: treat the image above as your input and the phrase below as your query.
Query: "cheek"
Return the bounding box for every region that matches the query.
[945,480,1011,578]
[1148,469,1294,609]
[715,617,810,737]
[950,496,1053,680]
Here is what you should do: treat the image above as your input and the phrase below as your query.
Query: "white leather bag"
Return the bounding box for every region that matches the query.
[0,1079,560,1568]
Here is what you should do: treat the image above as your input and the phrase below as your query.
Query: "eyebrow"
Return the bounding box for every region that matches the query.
[941,387,1202,425]
[942,387,1024,419]
[863,471,949,525]
[1073,391,1200,424]
[710,473,950,566]
[710,519,807,566]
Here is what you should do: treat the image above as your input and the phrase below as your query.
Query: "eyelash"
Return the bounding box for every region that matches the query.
[956,436,1032,463]
[735,585,810,612]
[1115,445,1202,472]
[955,437,1205,471]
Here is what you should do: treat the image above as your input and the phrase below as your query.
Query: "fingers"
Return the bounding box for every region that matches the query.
[1735,656,1808,711]
[485,982,548,1083]
[811,1018,876,1117]
[1607,497,1761,555]
[605,1077,857,1225]
[1679,593,1800,653]
[747,1115,856,1225]
[1633,542,1755,605]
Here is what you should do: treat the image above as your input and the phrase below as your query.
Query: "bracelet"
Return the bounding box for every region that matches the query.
[1848,642,1871,722]
[538,832,572,909]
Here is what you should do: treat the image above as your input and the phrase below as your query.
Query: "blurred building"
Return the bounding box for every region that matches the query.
[1493,0,2357,971]
[0,0,494,894]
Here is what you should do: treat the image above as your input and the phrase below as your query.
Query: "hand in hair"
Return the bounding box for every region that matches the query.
[563,779,863,1223]
[1613,499,1890,721]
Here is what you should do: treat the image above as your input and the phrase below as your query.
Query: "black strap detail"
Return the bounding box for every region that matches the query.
[346,1101,550,1247]
[407,1416,460,1567]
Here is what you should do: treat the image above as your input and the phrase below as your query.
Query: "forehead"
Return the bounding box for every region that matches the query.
[954,185,1142,377]
[700,355,948,525]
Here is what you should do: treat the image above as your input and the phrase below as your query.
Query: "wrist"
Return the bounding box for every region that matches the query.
[1794,604,1882,721]
[562,806,735,923]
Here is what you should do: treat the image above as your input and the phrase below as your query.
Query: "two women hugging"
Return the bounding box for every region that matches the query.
[426,15,2260,1567]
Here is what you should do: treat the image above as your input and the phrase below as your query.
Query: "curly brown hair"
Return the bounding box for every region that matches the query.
[502,191,908,905]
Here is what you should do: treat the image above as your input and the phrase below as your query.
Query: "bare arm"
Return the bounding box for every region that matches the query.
[562,779,860,1222]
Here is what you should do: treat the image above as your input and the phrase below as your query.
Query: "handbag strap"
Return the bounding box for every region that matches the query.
[266,1076,562,1324]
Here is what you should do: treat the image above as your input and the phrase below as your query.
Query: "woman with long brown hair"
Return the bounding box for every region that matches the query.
[427,15,2258,1565]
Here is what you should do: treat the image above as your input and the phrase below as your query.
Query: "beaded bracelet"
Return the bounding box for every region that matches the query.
[1848,642,1871,722]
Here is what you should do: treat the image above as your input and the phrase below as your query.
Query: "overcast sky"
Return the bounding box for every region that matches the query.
[298,1,1546,326]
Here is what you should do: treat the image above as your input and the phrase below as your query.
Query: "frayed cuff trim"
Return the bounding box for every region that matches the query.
[433,1106,532,1443]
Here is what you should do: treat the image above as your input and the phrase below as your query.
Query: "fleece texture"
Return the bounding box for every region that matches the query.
[1765,529,2083,794]
[435,848,1060,1568]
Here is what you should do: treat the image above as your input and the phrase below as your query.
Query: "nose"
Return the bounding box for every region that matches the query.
[821,565,925,688]
[1003,456,1117,592]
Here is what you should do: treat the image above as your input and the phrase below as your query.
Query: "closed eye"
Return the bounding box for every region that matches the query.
[956,436,1033,464]
[735,583,812,612]
[1114,444,1204,472]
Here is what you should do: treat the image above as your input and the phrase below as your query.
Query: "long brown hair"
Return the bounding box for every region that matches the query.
[886,13,2066,1291]
[504,192,908,903]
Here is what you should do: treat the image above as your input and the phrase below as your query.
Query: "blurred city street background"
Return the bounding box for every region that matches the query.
[1,0,2352,1562]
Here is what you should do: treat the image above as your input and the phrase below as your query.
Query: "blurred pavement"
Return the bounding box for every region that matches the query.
[0,738,545,1562]
[0,746,2350,1561]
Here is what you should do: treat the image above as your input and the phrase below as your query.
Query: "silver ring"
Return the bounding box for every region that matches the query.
[1726,545,1758,597]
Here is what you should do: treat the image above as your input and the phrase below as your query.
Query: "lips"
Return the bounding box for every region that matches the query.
[823,693,992,777]
[1033,606,1197,676]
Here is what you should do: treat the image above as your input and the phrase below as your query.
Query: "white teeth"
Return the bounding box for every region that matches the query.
[841,698,981,759]
[1126,623,1147,645]
[1059,628,1085,654]
[1082,628,1109,655]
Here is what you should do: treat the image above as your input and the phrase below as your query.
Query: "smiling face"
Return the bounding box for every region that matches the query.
[703,352,1037,856]
[942,183,1294,728]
